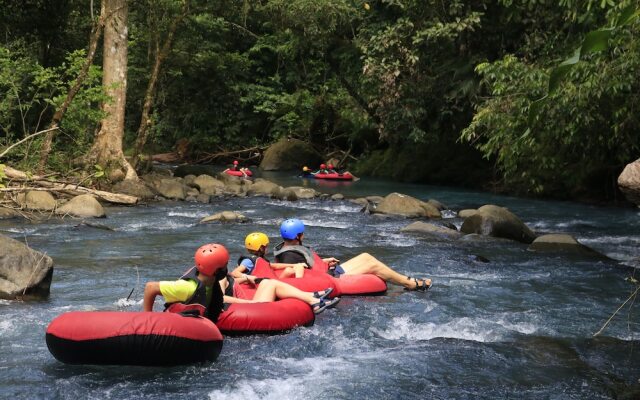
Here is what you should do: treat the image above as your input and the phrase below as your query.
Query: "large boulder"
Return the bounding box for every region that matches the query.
[373,192,441,218]
[618,158,640,206]
[112,179,155,200]
[460,204,536,243]
[260,138,323,171]
[192,174,225,195]
[153,178,187,200]
[400,221,461,238]
[56,194,106,218]
[199,211,248,224]
[527,234,609,259]
[0,234,53,299]
[17,191,57,211]
[246,179,282,197]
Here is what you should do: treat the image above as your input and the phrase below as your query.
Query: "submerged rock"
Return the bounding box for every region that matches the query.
[400,221,461,238]
[0,234,53,300]
[199,211,248,224]
[460,204,536,244]
[527,234,609,259]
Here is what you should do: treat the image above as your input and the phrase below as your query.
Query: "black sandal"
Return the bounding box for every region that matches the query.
[404,277,432,292]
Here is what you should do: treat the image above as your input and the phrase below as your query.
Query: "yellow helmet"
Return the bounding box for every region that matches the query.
[245,232,269,251]
[303,166,309,172]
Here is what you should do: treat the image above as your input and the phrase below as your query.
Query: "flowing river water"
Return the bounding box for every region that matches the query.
[1,172,639,399]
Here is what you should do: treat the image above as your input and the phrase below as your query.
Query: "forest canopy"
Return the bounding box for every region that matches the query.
[0,0,638,201]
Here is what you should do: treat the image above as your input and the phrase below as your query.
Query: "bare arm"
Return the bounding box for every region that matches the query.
[143,282,161,312]
[223,295,254,304]
[229,265,248,278]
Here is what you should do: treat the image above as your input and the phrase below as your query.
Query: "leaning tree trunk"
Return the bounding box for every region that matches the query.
[85,0,137,182]
[131,0,189,170]
[37,4,106,173]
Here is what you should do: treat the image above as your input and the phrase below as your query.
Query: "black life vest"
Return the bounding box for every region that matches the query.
[164,267,224,322]
[273,242,315,267]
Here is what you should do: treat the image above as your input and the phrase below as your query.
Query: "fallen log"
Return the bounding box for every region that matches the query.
[4,166,138,205]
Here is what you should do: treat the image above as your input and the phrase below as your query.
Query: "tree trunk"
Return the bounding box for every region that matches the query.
[85,0,137,182]
[131,1,188,170]
[37,6,106,172]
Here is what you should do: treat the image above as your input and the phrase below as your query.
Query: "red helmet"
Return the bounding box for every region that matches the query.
[233,160,239,165]
[328,164,334,169]
[194,244,229,276]
[320,164,326,169]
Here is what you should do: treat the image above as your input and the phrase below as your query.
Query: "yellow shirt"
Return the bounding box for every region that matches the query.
[159,280,198,303]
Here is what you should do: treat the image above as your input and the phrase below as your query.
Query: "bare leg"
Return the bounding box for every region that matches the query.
[293,264,305,278]
[340,253,431,289]
[252,279,320,304]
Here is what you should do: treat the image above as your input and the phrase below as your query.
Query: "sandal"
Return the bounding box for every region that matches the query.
[404,277,432,292]
[312,297,341,314]
[313,287,333,301]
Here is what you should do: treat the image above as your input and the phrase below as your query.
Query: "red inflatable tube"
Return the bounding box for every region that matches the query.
[313,172,354,180]
[46,311,223,366]
[310,253,387,296]
[224,169,252,177]
[249,258,339,296]
[216,299,314,336]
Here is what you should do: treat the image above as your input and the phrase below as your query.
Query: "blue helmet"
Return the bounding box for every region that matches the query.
[280,219,305,240]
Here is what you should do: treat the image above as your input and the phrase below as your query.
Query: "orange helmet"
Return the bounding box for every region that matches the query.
[320,164,326,169]
[233,160,239,165]
[328,164,334,169]
[194,244,229,276]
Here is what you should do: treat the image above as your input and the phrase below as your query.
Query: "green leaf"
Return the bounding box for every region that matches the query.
[617,4,640,26]
[580,28,612,55]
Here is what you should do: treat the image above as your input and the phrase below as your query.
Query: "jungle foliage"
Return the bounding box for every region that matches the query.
[0,0,638,200]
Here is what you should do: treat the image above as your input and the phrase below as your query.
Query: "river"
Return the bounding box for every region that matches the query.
[1,172,639,399]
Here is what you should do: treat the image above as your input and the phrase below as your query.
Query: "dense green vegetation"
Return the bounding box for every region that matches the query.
[0,0,638,201]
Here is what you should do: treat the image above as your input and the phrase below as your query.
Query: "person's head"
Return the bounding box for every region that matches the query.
[328,164,334,170]
[194,243,229,283]
[245,232,269,256]
[280,218,305,244]
[303,166,309,172]
[233,160,239,165]
[320,163,326,170]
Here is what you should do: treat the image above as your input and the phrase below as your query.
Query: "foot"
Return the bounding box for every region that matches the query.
[313,287,334,301]
[312,297,341,314]
[404,277,432,291]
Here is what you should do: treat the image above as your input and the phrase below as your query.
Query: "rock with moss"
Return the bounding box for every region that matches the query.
[0,234,54,300]
[260,138,323,170]
[199,211,248,224]
[17,191,57,211]
[56,194,106,218]
[527,234,609,259]
[618,158,640,206]
[460,204,536,243]
[400,221,461,238]
[373,192,442,218]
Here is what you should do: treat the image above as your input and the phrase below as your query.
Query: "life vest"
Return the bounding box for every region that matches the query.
[164,267,223,322]
[273,242,315,267]
[237,254,259,267]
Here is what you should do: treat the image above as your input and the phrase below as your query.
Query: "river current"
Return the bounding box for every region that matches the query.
[1,172,639,399]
